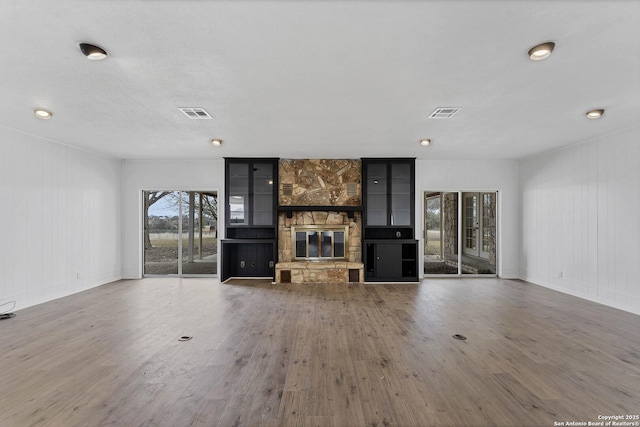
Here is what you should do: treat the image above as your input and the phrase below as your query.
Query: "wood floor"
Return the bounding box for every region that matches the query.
[1,278,638,427]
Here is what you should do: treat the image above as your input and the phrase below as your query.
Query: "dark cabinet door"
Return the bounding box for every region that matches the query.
[364,240,418,282]
[375,243,402,278]
[225,158,278,229]
[362,158,415,238]
[227,162,250,226]
[222,240,275,280]
[390,162,411,226]
[252,162,275,226]
[365,162,388,226]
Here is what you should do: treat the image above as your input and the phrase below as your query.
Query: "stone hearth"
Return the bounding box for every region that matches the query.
[276,261,364,284]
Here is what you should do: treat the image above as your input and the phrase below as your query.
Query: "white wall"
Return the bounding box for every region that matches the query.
[0,126,122,311]
[520,128,640,315]
[121,159,224,278]
[416,159,521,278]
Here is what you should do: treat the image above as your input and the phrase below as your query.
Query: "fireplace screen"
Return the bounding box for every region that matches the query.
[292,225,348,260]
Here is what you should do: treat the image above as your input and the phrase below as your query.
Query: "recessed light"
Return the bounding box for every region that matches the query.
[586,109,605,119]
[211,139,223,146]
[34,109,52,120]
[528,41,555,61]
[268,179,273,185]
[78,43,108,60]
[420,139,431,146]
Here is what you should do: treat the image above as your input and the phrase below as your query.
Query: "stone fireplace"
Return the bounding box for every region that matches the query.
[275,159,364,284]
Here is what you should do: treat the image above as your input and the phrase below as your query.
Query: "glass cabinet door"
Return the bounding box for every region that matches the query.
[391,162,411,225]
[228,162,249,225]
[366,162,388,225]
[252,162,274,225]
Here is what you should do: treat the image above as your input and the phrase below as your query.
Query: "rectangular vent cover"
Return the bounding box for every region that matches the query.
[179,107,213,119]
[347,183,358,197]
[428,107,461,119]
[282,183,293,196]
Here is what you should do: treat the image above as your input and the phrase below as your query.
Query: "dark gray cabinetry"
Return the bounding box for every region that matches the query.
[364,240,418,281]
[362,158,418,282]
[221,239,276,280]
[222,158,278,280]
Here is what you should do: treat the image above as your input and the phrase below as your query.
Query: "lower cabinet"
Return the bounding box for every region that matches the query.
[364,240,418,282]
[221,239,276,281]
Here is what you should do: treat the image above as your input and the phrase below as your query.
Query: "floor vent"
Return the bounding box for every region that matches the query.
[179,107,213,119]
[429,107,461,119]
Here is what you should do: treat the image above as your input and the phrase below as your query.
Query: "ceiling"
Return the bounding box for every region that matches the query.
[1,0,639,161]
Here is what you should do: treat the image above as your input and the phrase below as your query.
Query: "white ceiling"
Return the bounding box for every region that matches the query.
[1,0,639,161]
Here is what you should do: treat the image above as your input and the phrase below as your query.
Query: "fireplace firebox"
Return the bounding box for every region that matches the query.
[291,225,349,261]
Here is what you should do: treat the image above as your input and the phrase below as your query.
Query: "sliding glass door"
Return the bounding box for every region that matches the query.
[424,191,497,276]
[143,190,218,276]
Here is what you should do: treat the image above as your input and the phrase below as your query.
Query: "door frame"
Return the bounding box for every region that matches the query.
[141,188,219,277]
[420,189,499,277]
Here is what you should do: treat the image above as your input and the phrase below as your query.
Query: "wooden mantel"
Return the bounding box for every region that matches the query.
[277,205,362,219]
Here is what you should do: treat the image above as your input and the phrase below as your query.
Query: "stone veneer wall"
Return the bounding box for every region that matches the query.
[278,158,362,264]
[279,159,361,206]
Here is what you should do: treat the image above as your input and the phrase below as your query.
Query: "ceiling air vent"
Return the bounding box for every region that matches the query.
[428,107,461,119]
[179,107,213,120]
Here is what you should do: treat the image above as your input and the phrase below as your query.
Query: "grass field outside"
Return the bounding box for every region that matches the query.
[425,229,442,257]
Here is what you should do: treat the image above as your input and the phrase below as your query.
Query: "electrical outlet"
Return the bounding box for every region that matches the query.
[76,273,81,279]
[558,272,563,279]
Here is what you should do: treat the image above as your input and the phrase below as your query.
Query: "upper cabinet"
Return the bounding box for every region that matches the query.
[362,158,415,239]
[225,158,279,238]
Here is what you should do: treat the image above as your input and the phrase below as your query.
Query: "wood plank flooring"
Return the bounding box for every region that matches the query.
[0,278,638,426]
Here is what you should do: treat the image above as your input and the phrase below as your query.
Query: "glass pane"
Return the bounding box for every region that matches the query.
[464,195,477,250]
[482,193,492,252]
[321,231,332,257]
[182,192,218,275]
[424,194,442,259]
[296,232,306,258]
[144,191,180,274]
[424,192,459,275]
[391,194,411,225]
[462,192,497,275]
[334,232,345,258]
[253,163,274,225]
[229,163,249,225]
[308,232,319,257]
[391,163,411,226]
[367,163,387,225]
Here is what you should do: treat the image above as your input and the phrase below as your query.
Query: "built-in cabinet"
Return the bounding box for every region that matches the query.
[362,158,418,281]
[221,158,278,281]
[364,240,418,281]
